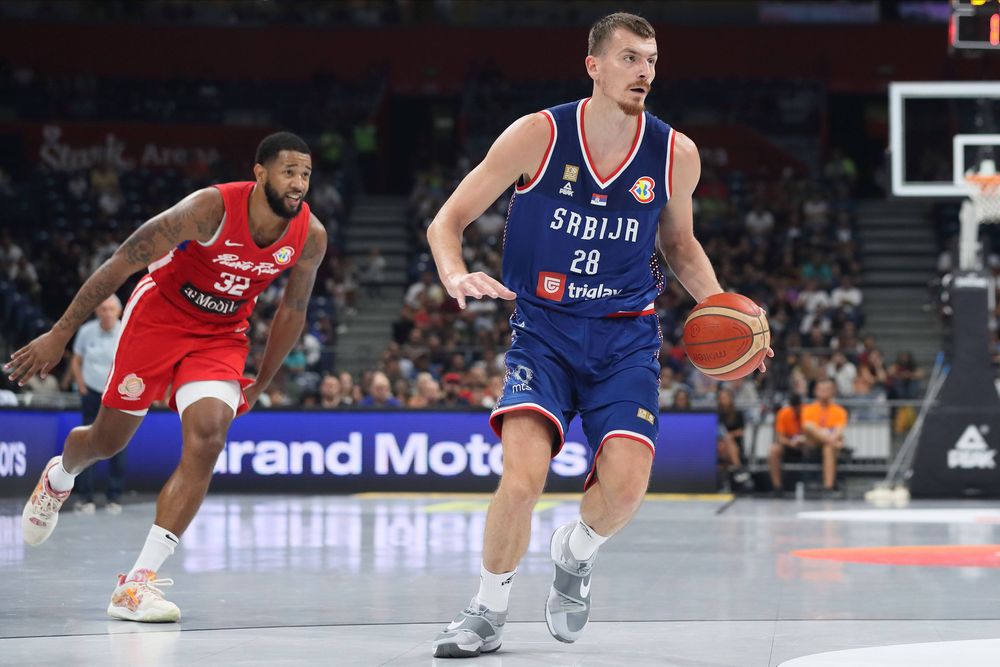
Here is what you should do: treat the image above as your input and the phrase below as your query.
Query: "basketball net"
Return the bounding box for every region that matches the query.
[959,159,1000,270]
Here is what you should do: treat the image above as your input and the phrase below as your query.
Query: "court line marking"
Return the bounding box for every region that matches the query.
[715,497,739,515]
[353,492,733,502]
[3,618,995,641]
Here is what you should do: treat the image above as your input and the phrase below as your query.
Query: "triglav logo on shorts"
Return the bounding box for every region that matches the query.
[629,176,655,204]
[118,373,145,401]
[535,271,566,302]
[273,246,294,265]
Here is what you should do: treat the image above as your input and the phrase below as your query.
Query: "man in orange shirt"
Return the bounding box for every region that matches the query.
[768,394,803,495]
[770,380,849,495]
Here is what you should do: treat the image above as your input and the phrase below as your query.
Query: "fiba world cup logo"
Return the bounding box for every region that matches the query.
[629,176,655,204]
[273,246,295,265]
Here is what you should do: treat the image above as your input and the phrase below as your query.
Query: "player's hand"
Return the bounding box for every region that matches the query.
[243,381,264,412]
[4,330,70,387]
[443,271,516,309]
[756,305,774,373]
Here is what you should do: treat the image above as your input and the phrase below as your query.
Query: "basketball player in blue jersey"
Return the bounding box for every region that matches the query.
[429,13,770,658]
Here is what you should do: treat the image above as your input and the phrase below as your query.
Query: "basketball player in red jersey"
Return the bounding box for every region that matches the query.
[6,132,326,622]
[429,14,770,657]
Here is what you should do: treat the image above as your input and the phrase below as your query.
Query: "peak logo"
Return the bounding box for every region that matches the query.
[536,272,566,302]
[948,425,997,469]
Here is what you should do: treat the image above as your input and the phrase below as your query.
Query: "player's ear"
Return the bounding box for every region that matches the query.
[252,163,266,183]
[585,55,599,80]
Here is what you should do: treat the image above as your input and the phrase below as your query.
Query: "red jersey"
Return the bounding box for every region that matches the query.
[148,182,310,328]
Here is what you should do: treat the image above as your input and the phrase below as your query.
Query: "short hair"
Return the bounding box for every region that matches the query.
[588,12,655,56]
[255,132,310,166]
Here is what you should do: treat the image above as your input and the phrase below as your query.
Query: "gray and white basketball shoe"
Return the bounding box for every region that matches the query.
[545,521,597,643]
[433,598,507,658]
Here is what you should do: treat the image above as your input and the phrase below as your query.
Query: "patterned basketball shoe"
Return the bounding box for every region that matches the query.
[432,598,507,658]
[107,569,181,622]
[21,456,72,546]
[545,521,597,643]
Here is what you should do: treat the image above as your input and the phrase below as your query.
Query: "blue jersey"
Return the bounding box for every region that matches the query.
[502,98,676,318]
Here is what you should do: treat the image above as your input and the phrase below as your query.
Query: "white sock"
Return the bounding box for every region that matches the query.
[475,563,516,612]
[128,525,179,578]
[568,519,609,561]
[46,457,77,493]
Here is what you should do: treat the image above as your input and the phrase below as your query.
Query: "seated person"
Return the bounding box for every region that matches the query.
[802,379,848,492]
[768,394,803,495]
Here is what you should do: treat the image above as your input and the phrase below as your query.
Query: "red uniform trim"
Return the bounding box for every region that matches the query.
[489,403,565,457]
[584,432,656,490]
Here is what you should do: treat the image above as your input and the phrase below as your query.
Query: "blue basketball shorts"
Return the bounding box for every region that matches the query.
[489,300,661,488]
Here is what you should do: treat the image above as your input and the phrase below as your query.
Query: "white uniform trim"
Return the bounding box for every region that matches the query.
[198,211,227,247]
[576,98,647,190]
[663,127,676,200]
[601,429,656,452]
[491,401,565,440]
[175,380,242,418]
[515,110,557,194]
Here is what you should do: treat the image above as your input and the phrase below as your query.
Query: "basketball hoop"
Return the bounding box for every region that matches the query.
[958,160,1000,269]
[965,172,1000,225]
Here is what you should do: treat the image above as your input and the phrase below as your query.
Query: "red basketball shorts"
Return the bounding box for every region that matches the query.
[101,275,252,415]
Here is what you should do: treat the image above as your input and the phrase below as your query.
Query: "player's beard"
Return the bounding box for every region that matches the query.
[617,99,645,116]
[263,180,301,219]
[618,81,648,117]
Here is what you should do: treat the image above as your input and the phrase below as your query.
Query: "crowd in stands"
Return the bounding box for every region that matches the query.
[0,64,930,450]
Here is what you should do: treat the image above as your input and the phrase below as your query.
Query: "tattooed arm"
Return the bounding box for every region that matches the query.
[4,188,224,385]
[243,216,327,410]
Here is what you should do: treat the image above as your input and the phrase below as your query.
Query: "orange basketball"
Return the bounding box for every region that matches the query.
[682,293,770,381]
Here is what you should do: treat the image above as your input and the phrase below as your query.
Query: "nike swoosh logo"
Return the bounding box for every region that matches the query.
[224,240,243,247]
[446,620,464,630]
[580,576,591,598]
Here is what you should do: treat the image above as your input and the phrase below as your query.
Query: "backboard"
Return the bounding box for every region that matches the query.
[889,82,1000,197]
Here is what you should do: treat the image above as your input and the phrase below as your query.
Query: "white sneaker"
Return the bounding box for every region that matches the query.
[107,569,181,622]
[105,502,123,515]
[74,501,96,514]
[22,457,72,546]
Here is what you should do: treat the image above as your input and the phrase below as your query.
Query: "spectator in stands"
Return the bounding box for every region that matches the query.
[359,371,401,408]
[339,371,358,405]
[657,366,692,409]
[887,351,925,400]
[440,372,472,407]
[407,372,442,408]
[826,351,857,397]
[744,199,775,239]
[801,379,849,495]
[672,388,692,411]
[318,373,347,409]
[362,246,387,298]
[797,279,831,335]
[830,275,863,327]
[717,388,753,493]
[404,270,438,310]
[70,295,125,514]
[0,229,24,266]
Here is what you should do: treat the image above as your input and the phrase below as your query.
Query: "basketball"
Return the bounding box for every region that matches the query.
[682,293,770,381]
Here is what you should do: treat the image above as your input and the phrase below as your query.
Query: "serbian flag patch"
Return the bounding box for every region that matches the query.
[590,193,607,207]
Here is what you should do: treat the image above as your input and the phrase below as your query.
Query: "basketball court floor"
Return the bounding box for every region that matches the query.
[2,493,999,666]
